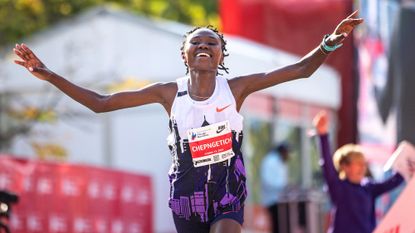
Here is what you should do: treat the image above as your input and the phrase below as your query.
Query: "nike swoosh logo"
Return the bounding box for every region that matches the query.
[216,104,232,112]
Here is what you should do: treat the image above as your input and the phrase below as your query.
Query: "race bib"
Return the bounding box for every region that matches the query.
[187,120,235,167]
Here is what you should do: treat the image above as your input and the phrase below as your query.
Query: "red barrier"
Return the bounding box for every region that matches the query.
[0,155,153,233]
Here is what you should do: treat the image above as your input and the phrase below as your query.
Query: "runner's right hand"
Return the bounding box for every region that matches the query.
[14,43,53,81]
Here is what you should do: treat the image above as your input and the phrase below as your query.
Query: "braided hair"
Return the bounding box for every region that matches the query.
[180,25,229,75]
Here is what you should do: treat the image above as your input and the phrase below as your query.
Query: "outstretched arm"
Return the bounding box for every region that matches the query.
[370,172,404,198]
[230,11,363,108]
[13,44,176,113]
[313,111,341,204]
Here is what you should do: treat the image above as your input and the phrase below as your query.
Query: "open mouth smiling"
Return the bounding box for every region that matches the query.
[196,52,211,58]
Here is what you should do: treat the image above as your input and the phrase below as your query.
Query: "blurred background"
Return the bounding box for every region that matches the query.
[0,0,413,232]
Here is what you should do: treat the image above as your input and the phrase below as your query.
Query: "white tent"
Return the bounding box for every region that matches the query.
[0,6,340,232]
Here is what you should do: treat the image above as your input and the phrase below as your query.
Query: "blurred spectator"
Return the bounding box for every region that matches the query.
[313,111,404,233]
[260,142,291,233]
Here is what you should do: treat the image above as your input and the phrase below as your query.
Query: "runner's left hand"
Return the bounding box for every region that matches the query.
[325,10,364,46]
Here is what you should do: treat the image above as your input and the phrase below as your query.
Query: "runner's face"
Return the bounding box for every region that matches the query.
[182,28,223,73]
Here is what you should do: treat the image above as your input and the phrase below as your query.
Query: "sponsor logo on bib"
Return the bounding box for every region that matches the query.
[187,121,235,167]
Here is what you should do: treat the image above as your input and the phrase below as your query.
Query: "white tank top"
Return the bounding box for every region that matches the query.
[169,76,244,141]
[167,76,247,222]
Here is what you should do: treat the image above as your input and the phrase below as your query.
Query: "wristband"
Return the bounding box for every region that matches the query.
[321,34,343,52]
[319,46,329,55]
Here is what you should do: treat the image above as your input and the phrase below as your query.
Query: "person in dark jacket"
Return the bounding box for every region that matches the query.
[313,111,404,233]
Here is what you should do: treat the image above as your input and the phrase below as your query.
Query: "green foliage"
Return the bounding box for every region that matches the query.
[246,119,273,204]
[285,127,302,185]
[0,0,219,46]
[0,93,57,151]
